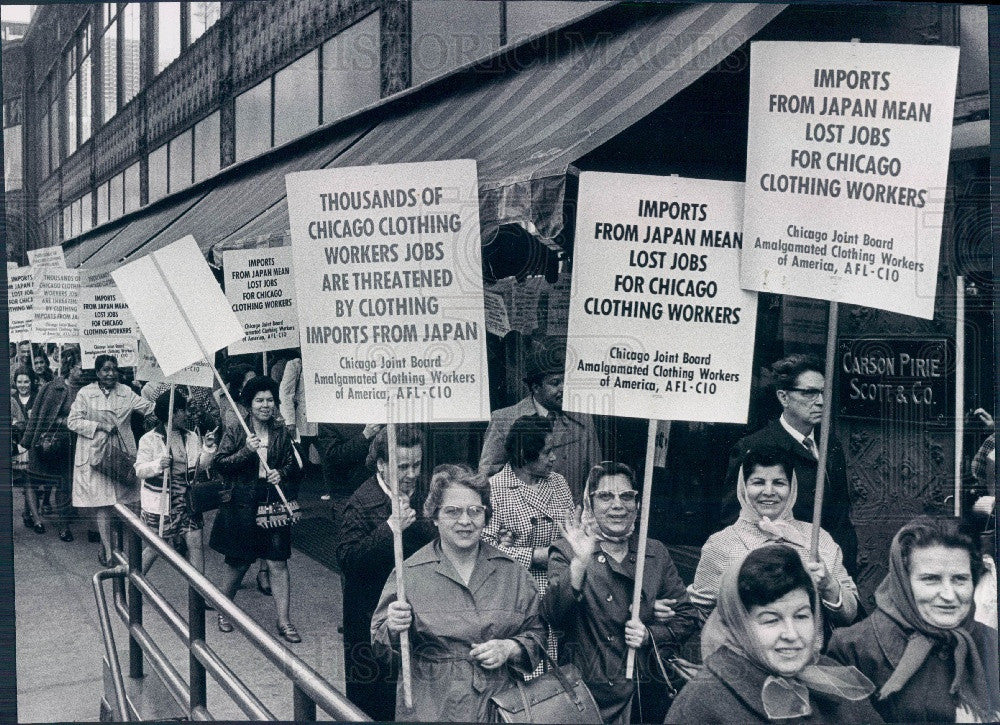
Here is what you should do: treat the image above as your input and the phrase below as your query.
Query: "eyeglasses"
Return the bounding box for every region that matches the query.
[591,490,639,506]
[438,505,487,521]
[787,387,824,400]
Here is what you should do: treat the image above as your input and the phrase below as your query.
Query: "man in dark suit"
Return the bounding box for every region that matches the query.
[334,424,434,721]
[720,354,858,576]
[317,422,383,500]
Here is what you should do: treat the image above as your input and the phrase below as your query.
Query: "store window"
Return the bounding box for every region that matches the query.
[169,129,193,192]
[156,2,182,74]
[322,12,380,124]
[193,111,220,182]
[97,181,110,224]
[190,2,221,44]
[101,3,119,122]
[109,171,125,219]
[62,18,93,155]
[505,2,607,44]
[124,162,141,213]
[3,99,22,191]
[49,82,59,174]
[81,193,92,234]
[959,6,987,97]
[65,47,78,157]
[63,206,72,240]
[234,79,271,162]
[148,143,168,203]
[121,3,142,105]
[274,50,319,146]
[410,1,501,86]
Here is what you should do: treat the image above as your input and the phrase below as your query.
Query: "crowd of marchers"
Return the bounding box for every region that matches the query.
[10,338,998,723]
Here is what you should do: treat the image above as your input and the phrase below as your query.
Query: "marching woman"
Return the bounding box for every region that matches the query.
[135,389,217,574]
[371,464,545,722]
[827,516,1000,723]
[688,445,859,626]
[21,350,84,542]
[543,461,700,724]
[666,545,881,723]
[209,376,300,642]
[67,354,155,566]
[11,366,41,531]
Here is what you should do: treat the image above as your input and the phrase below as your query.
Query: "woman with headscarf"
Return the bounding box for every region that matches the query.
[68,354,155,566]
[371,464,545,722]
[827,516,1000,723]
[666,544,881,723]
[543,461,700,724]
[12,366,41,530]
[21,350,85,542]
[688,445,858,625]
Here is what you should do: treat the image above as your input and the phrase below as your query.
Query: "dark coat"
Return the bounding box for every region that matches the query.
[666,645,884,724]
[316,423,371,493]
[333,474,435,720]
[543,535,700,724]
[826,608,1000,723]
[208,414,296,560]
[720,419,857,576]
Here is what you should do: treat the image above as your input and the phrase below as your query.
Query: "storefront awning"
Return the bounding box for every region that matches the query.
[69,2,783,268]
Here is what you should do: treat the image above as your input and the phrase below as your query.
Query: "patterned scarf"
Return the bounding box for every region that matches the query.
[702,546,875,720]
[580,475,635,544]
[874,526,999,721]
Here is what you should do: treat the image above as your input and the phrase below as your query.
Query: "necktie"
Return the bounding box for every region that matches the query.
[802,437,817,459]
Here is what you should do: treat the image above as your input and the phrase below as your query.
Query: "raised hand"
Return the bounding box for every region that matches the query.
[559,506,598,564]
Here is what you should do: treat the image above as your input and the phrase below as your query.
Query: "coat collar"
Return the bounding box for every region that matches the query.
[405,540,506,595]
[870,609,908,669]
[705,645,773,721]
[766,419,823,463]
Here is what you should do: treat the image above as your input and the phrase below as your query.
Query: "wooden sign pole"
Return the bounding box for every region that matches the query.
[954,276,965,517]
[386,404,413,708]
[626,419,668,679]
[159,384,176,537]
[810,301,839,559]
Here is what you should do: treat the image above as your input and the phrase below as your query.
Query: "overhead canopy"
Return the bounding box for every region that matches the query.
[67,2,784,268]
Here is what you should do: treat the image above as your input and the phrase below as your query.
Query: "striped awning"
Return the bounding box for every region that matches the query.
[69,2,783,267]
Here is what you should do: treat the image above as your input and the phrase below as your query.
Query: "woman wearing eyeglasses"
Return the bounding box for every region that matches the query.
[543,461,700,725]
[688,445,859,627]
[371,464,545,722]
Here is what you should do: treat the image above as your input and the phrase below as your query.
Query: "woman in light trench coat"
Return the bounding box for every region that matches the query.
[68,354,154,566]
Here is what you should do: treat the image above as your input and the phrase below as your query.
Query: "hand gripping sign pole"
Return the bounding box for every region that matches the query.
[626,420,669,679]
[159,384,176,538]
[386,403,413,709]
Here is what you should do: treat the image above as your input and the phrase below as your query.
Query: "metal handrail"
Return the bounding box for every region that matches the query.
[93,566,130,721]
[107,502,370,721]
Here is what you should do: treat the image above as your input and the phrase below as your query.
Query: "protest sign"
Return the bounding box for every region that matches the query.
[563,172,757,424]
[224,246,299,355]
[112,236,244,376]
[27,244,66,268]
[135,335,214,387]
[80,265,117,288]
[740,41,959,319]
[8,262,18,271]
[32,267,80,344]
[78,285,139,367]
[8,268,34,342]
[284,159,490,424]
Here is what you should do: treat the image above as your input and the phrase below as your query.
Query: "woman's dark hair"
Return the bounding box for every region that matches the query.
[12,365,37,393]
[737,545,817,611]
[504,415,554,468]
[740,445,794,482]
[423,463,492,525]
[31,345,51,371]
[154,388,188,425]
[239,375,280,408]
[585,461,637,496]
[94,354,119,373]
[60,348,81,378]
[771,354,823,391]
[224,362,256,398]
[366,424,423,469]
[896,515,984,585]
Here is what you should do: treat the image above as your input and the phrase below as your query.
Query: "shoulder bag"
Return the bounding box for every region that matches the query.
[92,427,139,488]
[489,649,601,724]
[185,448,232,515]
[255,482,302,529]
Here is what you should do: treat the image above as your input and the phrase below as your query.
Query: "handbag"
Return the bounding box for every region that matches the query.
[92,427,139,488]
[489,649,601,724]
[255,483,301,529]
[185,454,231,515]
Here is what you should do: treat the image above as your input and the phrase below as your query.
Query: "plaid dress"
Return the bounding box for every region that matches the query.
[484,463,574,674]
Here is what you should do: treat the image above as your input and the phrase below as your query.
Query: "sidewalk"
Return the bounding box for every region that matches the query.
[14,469,355,723]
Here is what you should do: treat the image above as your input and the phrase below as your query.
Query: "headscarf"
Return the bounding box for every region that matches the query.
[580,469,636,544]
[737,464,811,551]
[702,546,875,720]
[874,524,999,720]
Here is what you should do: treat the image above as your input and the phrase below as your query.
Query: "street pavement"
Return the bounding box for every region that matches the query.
[13,471,355,723]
